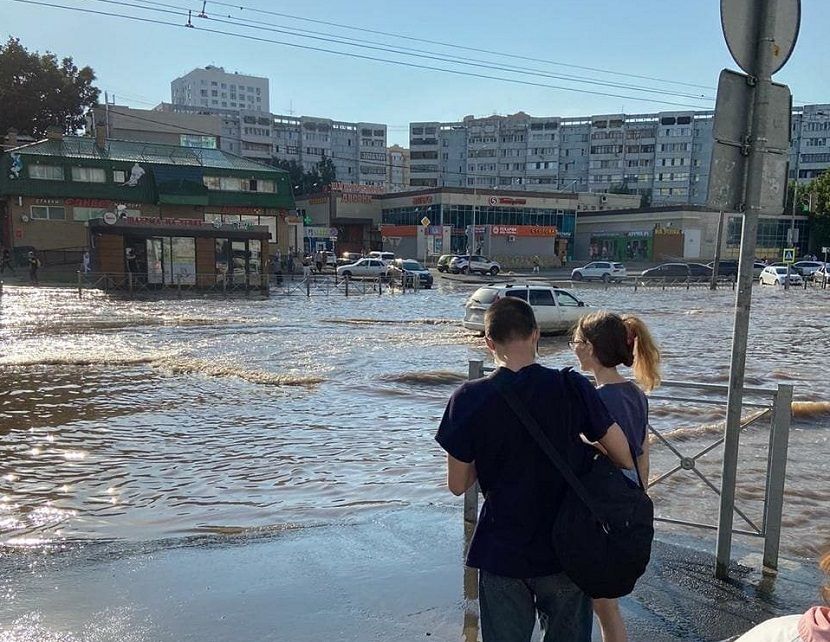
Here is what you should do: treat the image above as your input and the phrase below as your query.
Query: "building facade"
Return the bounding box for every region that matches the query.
[409,105,830,208]
[386,145,410,192]
[171,65,270,114]
[0,132,297,283]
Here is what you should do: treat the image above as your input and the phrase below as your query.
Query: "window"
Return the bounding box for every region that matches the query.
[28,165,64,180]
[203,176,222,190]
[504,290,528,301]
[113,170,126,183]
[529,289,555,306]
[30,205,65,220]
[555,291,581,307]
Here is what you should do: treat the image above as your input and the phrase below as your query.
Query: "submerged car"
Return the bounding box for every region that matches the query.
[450,254,501,276]
[759,265,803,286]
[462,283,588,334]
[336,258,390,278]
[388,258,433,289]
[436,254,456,273]
[641,262,712,281]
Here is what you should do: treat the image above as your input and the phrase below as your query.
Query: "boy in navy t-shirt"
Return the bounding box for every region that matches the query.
[436,297,634,642]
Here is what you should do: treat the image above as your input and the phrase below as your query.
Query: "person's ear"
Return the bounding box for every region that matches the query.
[484,335,496,352]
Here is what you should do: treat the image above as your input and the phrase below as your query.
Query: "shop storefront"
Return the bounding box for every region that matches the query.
[589,231,653,261]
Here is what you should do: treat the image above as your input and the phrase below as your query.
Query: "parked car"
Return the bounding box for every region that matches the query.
[462,283,588,335]
[813,264,830,286]
[641,262,712,281]
[571,261,627,282]
[367,251,396,265]
[436,254,456,273]
[706,260,739,277]
[759,265,803,286]
[793,260,825,279]
[388,259,433,289]
[336,258,390,279]
[338,251,363,266]
[449,254,501,276]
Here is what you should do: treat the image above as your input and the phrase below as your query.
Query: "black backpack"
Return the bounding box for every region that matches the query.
[492,369,654,599]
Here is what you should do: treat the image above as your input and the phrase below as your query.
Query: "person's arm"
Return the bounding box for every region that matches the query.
[447,454,477,496]
[597,423,635,470]
[637,434,650,489]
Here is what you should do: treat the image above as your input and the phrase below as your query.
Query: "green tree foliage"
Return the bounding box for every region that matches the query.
[798,174,830,251]
[269,155,337,196]
[0,37,100,138]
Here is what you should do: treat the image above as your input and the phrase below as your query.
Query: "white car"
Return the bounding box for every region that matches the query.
[336,258,390,279]
[462,284,588,334]
[571,261,627,282]
[793,260,825,279]
[759,265,803,287]
[450,254,501,276]
[814,264,830,286]
[368,251,396,265]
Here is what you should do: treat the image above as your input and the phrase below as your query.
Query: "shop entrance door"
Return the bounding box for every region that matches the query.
[146,238,164,285]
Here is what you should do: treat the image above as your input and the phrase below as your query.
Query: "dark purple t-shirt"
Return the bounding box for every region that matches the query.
[596,381,648,456]
[435,365,613,578]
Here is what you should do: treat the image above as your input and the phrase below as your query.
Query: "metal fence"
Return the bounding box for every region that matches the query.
[463,359,792,576]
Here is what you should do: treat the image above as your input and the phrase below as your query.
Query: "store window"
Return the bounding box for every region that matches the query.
[162,237,196,285]
[31,205,66,220]
[71,167,106,183]
[29,165,64,180]
[113,170,127,183]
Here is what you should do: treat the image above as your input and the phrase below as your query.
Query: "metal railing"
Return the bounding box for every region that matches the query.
[463,359,792,576]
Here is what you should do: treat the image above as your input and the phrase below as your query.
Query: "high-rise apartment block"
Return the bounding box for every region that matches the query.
[409,106,830,206]
[171,65,270,113]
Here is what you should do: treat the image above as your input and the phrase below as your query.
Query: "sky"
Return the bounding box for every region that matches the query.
[3,0,830,146]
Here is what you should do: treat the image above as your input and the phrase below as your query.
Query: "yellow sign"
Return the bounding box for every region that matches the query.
[420,216,431,226]
[782,248,795,263]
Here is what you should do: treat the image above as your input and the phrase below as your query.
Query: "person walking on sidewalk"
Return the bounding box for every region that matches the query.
[436,297,634,642]
[28,251,40,285]
[0,247,15,276]
[570,311,662,642]
[532,255,541,274]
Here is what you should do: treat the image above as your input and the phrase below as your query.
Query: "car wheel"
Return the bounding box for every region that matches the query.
[572,272,583,281]
[341,271,352,277]
[489,266,499,276]
[438,266,446,273]
[461,266,469,274]
[602,273,610,283]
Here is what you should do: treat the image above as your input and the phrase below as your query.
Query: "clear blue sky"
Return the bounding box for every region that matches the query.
[4,0,829,145]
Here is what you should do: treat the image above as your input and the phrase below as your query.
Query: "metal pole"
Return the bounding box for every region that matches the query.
[762,383,792,572]
[710,211,725,290]
[77,270,82,299]
[177,274,182,298]
[785,182,798,290]
[463,359,485,525]
[716,0,778,580]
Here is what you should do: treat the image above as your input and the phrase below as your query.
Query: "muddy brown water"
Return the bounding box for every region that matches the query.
[0,281,828,561]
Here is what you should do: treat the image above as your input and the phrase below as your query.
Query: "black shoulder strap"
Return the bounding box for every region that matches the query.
[489,370,607,525]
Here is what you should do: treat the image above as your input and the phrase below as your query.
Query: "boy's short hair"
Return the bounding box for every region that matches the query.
[485,296,538,343]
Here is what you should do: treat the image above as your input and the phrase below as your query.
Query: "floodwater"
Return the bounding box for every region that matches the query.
[1,279,828,561]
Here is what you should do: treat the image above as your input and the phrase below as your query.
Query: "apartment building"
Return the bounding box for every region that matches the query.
[386,145,410,192]
[409,106,830,207]
[171,66,270,113]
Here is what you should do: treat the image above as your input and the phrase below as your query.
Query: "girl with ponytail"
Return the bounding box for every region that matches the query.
[569,310,661,642]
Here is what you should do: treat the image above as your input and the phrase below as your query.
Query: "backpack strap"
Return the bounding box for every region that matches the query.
[489,370,610,529]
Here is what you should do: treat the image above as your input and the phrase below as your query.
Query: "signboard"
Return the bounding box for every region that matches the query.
[380,225,417,237]
[782,248,795,263]
[420,216,431,226]
[329,182,384,195]
[708,69,791,214]
[721,0,800,75]
[306,226,338,239]
[103,212,118,225]
[427,225,443,236]
[492,225,557,237]
[488,196,498,206]
[413,195,433,205]
[498,197,527,205]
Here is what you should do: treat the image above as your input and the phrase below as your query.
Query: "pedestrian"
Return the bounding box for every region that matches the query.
[435,297,634,642]
[570,311,662,642]
[302,256,311,281]
[287,253,294,275]
[0,247,15,275]
[733,551,829,641]
[82,250,91,274]
[315,250,323,273]
[532,255,541,274]
[28,251,40,285]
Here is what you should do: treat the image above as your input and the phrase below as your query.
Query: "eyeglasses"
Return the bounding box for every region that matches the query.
[568,340,586,350]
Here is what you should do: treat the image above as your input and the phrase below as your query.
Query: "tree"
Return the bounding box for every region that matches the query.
[0,37,100,138]
[316,154,336,185]
[269,156,336,196]
[799,173,830,252]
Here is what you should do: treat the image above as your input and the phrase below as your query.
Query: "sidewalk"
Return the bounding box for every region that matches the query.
[0,507,820,642]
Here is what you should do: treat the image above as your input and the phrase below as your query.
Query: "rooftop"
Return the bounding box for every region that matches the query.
[10,137,285,174]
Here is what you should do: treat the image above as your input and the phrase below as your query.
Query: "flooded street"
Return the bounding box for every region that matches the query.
[1,279,829,561]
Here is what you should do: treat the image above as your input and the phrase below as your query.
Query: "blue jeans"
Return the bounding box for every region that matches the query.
[479,569,593,642]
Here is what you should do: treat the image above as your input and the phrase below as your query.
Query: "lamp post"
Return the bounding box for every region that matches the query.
[561,179,579,262]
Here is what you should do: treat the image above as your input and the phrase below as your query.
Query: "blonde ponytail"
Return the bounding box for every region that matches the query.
[622,315,661,391]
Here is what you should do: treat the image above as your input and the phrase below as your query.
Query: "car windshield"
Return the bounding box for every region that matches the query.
[402,261,423,270]
[613,263,625,269]
[775,267,788,274]
[469,288,499,305]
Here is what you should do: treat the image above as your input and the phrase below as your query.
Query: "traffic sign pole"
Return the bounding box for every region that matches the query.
[717,0,785,580]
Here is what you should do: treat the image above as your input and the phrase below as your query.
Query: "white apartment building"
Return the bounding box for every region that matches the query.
[386,145,410,191]
[171,65,270,114]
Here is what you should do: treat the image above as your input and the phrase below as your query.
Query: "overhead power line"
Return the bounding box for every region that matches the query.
[200,0,717,93]
[9,0,714,110]
[125,0,714,102]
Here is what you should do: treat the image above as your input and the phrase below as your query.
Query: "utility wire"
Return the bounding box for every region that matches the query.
[200,0,717,92]
[125,0,713,102]
[8,0,714,110]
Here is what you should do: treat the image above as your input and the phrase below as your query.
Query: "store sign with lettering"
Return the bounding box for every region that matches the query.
[309,197,328,205]
[498,197,527,205]
[341,193,373,204]
[492,225,557,237]
[122,217,208,228]
[491,225,518,236]
[413,195,433,205]
[65,198,142,209]
[215,206,263,216]
[329,182,385,195]
[306,226,338,238]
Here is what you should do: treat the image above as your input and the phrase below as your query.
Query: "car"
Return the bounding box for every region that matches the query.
[388,258,433,289]
[814,264,830,286]
[462,283,588,334]
[436,254,456,273]
[759,265,804,286]
[336,258,390,279]
[368,251,396,265]
[449,254,501,276]
[571,261,627,282]
[641,262,713,281]
[793,260,825,279]
[707,261,768,278]
[338,251,363,266]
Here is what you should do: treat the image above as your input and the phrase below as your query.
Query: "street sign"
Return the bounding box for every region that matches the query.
[708,69,791,214]
[420,216,430,227]
[721,0,801,75]
[782,248,795,263]
[786,228,799,244]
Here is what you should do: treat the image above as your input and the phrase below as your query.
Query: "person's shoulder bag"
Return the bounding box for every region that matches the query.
[491,368,654,599]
